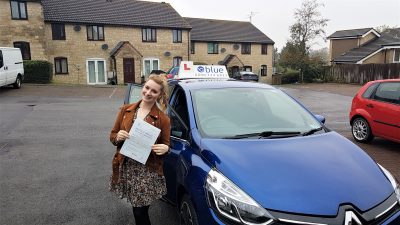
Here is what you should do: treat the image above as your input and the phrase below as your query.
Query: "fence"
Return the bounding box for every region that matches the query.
[324,63,400,84]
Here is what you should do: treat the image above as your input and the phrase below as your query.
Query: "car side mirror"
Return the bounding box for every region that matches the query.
[314,114,326,124]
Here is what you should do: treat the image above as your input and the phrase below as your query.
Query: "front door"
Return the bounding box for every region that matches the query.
[86,59,106,85]
[123,58,135,83]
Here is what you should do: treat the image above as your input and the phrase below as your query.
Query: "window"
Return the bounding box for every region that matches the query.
[54,57,68,74]
[87,25,104,41]
[169,89,189,139]
[173,57,182,67]
[394,49,400,63]
[142,28,157,42]
[173,29,182,43]
[143,58,159,76]
[260,65,267,76]
[190,42,195,54]
[10,0,27,20]
[362,83,379,99]
[51,23,66,40]
[242,43,251,54]
[243,66,252,72]
[13,41,30,60]
[0,51,3,68]
[261,44,268,55]
[208,42,218,54]
[373,82,400,104]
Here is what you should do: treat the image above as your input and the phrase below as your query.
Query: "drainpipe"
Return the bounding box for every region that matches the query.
[187,29,191,61]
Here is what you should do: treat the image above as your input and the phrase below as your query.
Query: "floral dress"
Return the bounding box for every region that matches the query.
[109,108,167,207]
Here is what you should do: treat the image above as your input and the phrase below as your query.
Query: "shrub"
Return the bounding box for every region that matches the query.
[23,60,53,83]
[281,70,300,84]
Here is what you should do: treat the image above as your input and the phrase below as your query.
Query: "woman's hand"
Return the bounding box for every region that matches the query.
[116,130,130,142]
[152,144,170,155]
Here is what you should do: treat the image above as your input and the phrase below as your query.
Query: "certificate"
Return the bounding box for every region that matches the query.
[119,119,161,164]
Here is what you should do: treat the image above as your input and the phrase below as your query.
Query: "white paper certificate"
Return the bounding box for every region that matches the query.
[119,119,161,164]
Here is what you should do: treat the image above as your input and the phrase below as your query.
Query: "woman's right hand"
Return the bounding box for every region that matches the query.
[116,130,130,142]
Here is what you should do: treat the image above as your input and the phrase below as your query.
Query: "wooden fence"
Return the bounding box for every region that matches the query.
[324,63,400,84]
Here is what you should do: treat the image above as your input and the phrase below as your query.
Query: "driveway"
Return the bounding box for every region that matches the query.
[0,83,399,225]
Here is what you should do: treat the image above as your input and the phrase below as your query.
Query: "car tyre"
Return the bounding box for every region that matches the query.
[352,117,373,143]
[13,75,22,89]
[180,194,199,225]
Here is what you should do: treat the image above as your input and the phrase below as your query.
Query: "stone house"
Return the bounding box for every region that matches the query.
[0,0,275,85]
[328,27,400,64]
[185,17,275,84]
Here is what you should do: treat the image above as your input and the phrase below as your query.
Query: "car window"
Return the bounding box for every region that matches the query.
[169,88,189,139]
[362,83,379,99]
[128,84,143,104]
[373,82,400,104]
[192,88,321,138]
[0,50,3,68]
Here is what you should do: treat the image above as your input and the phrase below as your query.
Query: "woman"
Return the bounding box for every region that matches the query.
[109,74,170,225]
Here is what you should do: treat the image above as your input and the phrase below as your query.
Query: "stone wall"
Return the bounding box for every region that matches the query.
[0,0,47,60]
[46,24,189,84]
[190,42,274,83]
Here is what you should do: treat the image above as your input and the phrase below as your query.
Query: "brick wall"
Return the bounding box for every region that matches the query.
[190,42,274,83]
[0,0,47,60]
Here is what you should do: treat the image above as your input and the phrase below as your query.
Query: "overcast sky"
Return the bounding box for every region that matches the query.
[158,0,400,51]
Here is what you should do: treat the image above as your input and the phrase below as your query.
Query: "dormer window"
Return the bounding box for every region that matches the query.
[10,0,27,20]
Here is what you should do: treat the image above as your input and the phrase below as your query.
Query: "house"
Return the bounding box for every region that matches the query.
[0,0,274,85]
[186,17,275,83]
[328,27,400,64]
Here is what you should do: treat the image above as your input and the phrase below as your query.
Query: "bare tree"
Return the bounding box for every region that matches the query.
[282,0,328,82]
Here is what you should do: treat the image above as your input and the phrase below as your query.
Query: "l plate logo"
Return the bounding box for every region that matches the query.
[344,211,362,225]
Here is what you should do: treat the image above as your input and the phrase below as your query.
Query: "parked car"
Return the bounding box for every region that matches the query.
[350,79,400,143]
[232,71,259,82]
[125,64,400,225]
[166,66,179,79]
[0,47,24,88]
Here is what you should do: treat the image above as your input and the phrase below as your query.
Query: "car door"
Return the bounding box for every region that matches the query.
[0,50,5,86]
[163,87,192,203]
[368,82,400,141]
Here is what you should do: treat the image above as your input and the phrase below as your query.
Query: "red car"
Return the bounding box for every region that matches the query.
[349,79,400,143]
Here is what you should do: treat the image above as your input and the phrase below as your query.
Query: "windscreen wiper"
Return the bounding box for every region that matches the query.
[224,131,301,139]
[302,127,324,136]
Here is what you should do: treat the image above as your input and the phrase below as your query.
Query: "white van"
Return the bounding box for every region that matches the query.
[0,47,24,89]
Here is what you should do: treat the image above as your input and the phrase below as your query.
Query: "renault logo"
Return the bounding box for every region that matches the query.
[344,211,362,225]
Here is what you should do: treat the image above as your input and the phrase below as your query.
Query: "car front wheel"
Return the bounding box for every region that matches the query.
[180,194,199,225]
[352,117,373,143]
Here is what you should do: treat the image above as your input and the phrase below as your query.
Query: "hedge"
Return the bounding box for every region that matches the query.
[23,60,53,83]
[281,70,300,84]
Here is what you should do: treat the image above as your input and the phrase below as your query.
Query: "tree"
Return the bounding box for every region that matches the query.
[281,0,328,82]
[375,25,397,33]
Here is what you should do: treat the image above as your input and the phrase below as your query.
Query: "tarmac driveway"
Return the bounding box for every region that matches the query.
[0,83,399,225]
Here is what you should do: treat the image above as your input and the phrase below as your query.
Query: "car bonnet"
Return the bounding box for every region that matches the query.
[200,131,394,216]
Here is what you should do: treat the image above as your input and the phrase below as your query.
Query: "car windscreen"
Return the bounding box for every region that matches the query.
[191,88,321,138]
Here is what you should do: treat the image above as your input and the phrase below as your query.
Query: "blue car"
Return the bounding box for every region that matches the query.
[125,64,400,225]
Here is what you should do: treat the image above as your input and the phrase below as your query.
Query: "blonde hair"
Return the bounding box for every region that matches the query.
[146,74,169,112]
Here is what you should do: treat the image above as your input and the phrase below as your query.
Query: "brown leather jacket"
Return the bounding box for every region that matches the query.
[110,101,171,185]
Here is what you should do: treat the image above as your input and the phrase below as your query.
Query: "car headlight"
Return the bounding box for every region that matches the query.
[379,164,400,204]
[206,169,274,224]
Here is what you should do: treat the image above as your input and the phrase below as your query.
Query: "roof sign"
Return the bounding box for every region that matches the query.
[176,61,229,79]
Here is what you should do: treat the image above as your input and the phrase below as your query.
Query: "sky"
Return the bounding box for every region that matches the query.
[155,0,400,51]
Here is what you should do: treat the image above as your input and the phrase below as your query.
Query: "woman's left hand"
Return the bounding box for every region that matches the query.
[151,144,169,155]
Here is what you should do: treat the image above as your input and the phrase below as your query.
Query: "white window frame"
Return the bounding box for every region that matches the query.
[393,49,400,63]
[86,58,107,85]
[143,58,160,77]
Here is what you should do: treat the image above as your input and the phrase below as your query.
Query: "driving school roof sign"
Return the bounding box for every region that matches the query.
[177,61,230,79]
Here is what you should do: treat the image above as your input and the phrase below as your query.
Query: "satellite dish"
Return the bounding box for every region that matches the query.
[233,44,239,50]
[164,51,171,57]
[102,44,109,50]
[221,48,226,53]
[73,25,81,32]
